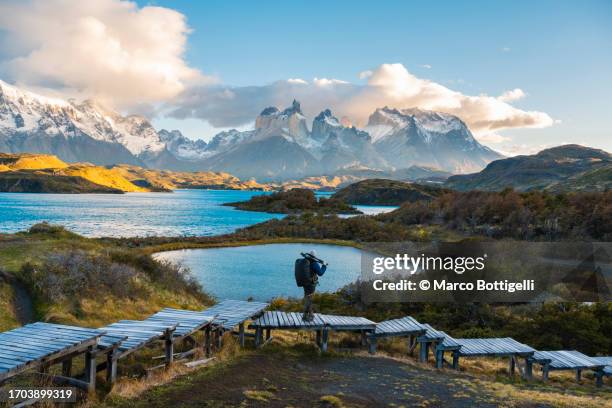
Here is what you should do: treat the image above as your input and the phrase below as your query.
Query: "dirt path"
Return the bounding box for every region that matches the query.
[0,270,34,325]
[104,346,538,408]
[10,279,34,324]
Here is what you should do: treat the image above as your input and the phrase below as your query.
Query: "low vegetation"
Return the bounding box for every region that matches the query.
[225,188,361,214]
[332,178,445,205]
[0,223,212,329]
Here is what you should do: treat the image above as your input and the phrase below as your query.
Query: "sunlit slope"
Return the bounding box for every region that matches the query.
[0,153,69,171]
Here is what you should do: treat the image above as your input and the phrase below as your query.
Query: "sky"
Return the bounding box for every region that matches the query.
[0,0,610,155]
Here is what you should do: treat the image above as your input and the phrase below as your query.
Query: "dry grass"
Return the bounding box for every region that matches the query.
[109,332,240,400]
[0,282,19,331]
[243,389,275,402]
[319,394,346,407]
[479,381,612,408]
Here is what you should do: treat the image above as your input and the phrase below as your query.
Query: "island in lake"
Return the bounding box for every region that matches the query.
[225,188,361,214]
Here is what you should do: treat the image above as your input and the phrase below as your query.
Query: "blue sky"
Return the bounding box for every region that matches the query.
[141,0,612,153]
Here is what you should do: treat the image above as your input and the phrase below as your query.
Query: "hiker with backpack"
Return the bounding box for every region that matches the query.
[294,250,328,321]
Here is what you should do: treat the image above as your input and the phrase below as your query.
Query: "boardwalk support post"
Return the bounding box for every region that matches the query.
[255,327,262,347]
[452,351,459,370]
[164,328,174,367]
[419,341,429,363]
[525,358,533,380]
[320,329,329,352]
[595,370,604,388]
[368,336,377,354]
[84,347,97,393]
[62,359,72,377]
[435,348,444,369]
[205,325,212,357]
[106,350,117,385]
[542,362,550,381]
[238,323,245,347]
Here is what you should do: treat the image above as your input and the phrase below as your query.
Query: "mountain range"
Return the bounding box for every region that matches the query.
[0,80,502,181]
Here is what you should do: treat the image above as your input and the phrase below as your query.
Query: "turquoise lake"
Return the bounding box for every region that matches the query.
[154,243,364,301]
[0,189,394,299]
[0,190,396,237]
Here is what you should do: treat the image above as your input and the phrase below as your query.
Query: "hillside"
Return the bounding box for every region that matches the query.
[0,153,147,193]
[0,223,211,331]
[332,179,445,205]
[225,188,361,214]
[0,153,273,193]
[445,145,611,192]
[0,170,124,193]
[111,165,270,191]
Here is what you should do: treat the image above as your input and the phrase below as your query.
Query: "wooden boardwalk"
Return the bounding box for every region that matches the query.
[203,299,269,347]
[250,311,376,352]
[592,356,612,376]
[531,350,606,386]
[1,306,609,394]
[0,322,105,391]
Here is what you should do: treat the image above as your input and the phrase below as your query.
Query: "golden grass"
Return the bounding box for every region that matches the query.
[0,282,19,331]
[319,394,346,407]
[243,389,275,402]
[109,332,240,400]
[0,153,68,171]
[60,165,147,192]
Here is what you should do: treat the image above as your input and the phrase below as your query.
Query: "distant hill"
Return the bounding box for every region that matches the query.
[110,165,269,191]
[332,179,445,205]
[445,145,611,192]
[0,170,123,193]
[0,153,269,193]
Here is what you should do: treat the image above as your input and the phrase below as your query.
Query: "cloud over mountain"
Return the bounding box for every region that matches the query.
[170,63,554,142]
[0,0,205,111]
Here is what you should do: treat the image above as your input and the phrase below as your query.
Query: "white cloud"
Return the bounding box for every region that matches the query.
[287,78,308,85]
[477,133,511,144]
[313,78,349,87]
[498,88,526,102]
[420,64,432,69]
[0,0,206,111]
[171,63,554,140]
[358,70,373,79]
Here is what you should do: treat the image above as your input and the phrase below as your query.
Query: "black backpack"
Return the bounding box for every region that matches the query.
[294,258,312,287]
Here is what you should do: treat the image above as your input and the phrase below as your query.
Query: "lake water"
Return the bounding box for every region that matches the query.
[0,190,280,237]
[154,243,364,301]
[0,190,397,237]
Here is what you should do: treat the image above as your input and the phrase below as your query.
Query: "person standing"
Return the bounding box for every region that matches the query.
[295,250,327,321]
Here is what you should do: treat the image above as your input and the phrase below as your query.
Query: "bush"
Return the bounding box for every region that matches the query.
[21,250,139,302]
[20,249,211,305]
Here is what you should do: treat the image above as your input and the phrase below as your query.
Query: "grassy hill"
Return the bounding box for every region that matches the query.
[110,164,270,191]
[0,170,125,193]
[332,178,445,205]
[446,144,611,192]
[0,223,211,331]
[0,152,273,193]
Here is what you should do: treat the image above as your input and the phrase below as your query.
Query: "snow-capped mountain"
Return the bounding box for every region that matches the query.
[365,107,503,173]
[0,80,206,167]
[0,80,503,180]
